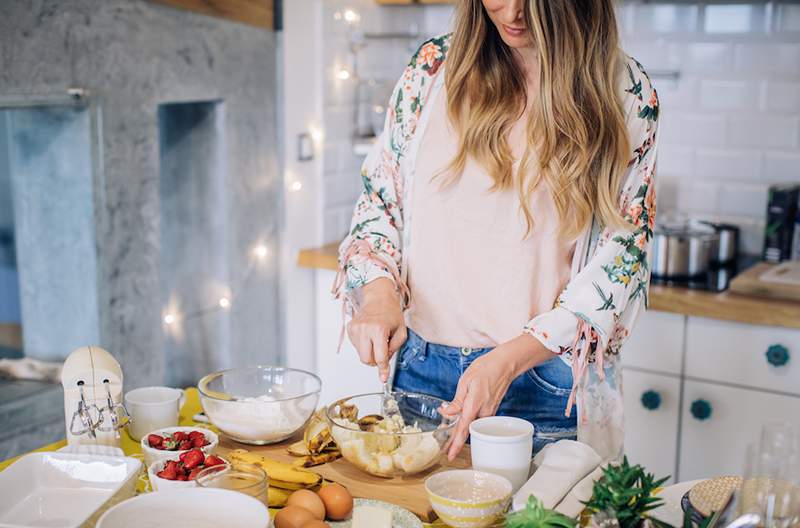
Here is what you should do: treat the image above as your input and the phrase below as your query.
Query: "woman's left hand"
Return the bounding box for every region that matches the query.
[440,333,555,460]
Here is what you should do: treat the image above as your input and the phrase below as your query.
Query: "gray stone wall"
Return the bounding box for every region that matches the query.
[0,0,281,388]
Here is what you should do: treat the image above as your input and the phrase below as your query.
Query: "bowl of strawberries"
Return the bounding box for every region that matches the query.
[141,427,219,467]
[147,448,227,491]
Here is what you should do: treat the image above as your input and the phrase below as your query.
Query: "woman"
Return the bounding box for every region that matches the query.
[334,0,658,461]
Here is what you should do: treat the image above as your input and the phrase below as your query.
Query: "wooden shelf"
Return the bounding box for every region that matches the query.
[145,0,273,30]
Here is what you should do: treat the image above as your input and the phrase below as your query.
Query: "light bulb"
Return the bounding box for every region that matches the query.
[290,181,303,192]
[337,69,351,81]
[163,314,176,325]
[254,245,268,259]
[218,297,231,309]
[309,127,323,143]
[343,9,360,23]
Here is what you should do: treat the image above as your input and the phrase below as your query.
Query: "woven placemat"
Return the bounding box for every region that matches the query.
[687,476,742,517]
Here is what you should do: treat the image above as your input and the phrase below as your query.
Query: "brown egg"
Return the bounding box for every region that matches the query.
[287,489,326,521]
[317,483,353,521]
[301,521,331,528]
[274,505,315,528]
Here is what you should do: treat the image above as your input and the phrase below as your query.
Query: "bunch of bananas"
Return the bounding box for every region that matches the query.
[226,449,323,507]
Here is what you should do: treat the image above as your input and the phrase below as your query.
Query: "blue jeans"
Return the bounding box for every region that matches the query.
[393,328,577,453]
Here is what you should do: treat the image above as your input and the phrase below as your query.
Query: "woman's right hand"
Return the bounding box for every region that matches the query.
[346,278,407,383]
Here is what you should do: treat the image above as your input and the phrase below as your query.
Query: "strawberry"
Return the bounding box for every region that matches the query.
[188,431,205,441]
[191,436,206,447]
[178,440,192,451]
[187,467,202,480]
[204,455,225,467]
[182,448,205,470]
[147,434,164,448]
[172,431,188,442]
[176,473,188,481]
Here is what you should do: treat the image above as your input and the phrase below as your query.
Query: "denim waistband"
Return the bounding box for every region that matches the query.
[404,328,494,359]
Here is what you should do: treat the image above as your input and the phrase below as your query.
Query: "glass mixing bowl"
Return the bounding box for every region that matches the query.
[326,392,458,478]
[198,366,321,445]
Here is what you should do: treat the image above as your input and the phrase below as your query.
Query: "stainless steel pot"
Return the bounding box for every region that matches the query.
[652,221,720,279]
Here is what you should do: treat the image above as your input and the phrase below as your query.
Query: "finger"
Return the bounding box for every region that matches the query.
[387,325,407,356]
[448,393,479,460]
[372,329,391,383]
[348,326,376,366]
[441,377,470,416]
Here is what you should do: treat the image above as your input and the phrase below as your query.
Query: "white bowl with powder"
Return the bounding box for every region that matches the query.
[198,366,321,445]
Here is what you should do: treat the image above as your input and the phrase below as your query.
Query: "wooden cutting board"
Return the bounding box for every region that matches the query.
[217,433,471,522]
[729,262,800,302]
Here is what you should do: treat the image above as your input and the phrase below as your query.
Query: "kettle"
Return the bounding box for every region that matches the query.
[60,346,131,447]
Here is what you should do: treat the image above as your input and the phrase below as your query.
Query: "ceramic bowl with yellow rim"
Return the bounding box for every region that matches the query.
[425,469,512,528]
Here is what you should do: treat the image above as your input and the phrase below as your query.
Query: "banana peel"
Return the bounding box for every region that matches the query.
[291,450,342,468]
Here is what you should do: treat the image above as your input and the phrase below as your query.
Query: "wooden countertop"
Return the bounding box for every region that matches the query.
[298,244,800,330]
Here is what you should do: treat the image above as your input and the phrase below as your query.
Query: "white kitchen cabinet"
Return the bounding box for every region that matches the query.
[623,311,685,375]
[315,270,384,406]
[686,317,800,396]
[678,379,800,481]
[622,368,681,483]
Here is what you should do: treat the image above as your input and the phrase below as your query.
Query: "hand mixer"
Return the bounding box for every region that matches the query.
[60,346,131,447]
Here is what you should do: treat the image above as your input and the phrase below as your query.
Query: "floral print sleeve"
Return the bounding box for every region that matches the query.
[522,55,659,459]
[333,36,448,309]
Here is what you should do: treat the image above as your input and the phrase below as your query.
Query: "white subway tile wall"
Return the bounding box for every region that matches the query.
[320,1,800,255]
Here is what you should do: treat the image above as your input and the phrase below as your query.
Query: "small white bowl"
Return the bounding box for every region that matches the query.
[140,426,218,468]
[96,488,269,528]
[147,460,197,491]
[425,469,512,528]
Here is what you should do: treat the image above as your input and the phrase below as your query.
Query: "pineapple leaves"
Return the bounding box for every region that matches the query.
[583,457,670,528]
[505,495,577,528]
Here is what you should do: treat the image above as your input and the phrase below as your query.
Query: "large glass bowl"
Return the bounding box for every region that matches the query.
[326,392,458,478]
[198,366,321,445]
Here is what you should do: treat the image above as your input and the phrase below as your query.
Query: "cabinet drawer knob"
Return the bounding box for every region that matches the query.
[690,399,712,421]
[766,344,790,367]
[641,390,662,410]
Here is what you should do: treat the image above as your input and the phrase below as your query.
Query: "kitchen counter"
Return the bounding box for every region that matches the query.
[298,243,800,330]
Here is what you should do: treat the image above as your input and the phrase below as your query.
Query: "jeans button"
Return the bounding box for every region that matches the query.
[460,347,472,356]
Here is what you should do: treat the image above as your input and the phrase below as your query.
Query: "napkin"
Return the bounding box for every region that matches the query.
[512,440,603,513]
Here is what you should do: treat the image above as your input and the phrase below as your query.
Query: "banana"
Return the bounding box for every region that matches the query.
[227,449,322,489]
[268,486,292,507]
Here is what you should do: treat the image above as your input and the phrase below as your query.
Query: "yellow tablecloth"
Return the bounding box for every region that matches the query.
[0,388,454,526]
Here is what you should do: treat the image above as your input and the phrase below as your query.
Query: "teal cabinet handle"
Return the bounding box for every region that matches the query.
[641,390,662,411]
[766,344,790,367]
[690,399,712,421]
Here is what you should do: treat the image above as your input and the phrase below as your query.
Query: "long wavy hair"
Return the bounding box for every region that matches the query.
[443,0,631,239]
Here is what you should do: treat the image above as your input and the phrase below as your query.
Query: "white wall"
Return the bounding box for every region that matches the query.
[281,0,326,372]
[316,1,800,255]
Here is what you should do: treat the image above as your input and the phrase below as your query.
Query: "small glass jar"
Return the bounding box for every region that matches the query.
[195,461,268,506]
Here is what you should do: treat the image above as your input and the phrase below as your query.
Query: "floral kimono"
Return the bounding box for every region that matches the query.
[333,34,659,461]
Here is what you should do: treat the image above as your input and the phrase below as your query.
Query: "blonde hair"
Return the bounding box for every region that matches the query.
[443,0,631,239]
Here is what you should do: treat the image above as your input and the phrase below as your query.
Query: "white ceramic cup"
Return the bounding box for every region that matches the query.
[125,387,186,441]
[469,416,534,492]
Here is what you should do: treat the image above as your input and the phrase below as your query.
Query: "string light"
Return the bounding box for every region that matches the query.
[163,313,176,325]
[253,244,268,259]
[218,297,231,309]
[290,181,303,192]
[309,126,324,143]
[336,68,351,81]
[343,9,360,24]
[333,11,342,21]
